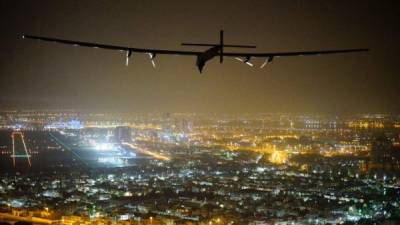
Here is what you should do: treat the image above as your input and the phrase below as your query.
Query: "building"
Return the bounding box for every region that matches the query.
[114,126,131,143]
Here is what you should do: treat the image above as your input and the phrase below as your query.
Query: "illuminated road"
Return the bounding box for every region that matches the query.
[122,142,170,161]
[0,212,53,224]
[49,132,89,167]
[11,131,31,167]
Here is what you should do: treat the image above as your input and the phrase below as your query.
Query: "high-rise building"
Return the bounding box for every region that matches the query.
[370,134,393,166]
[114,126,131,143]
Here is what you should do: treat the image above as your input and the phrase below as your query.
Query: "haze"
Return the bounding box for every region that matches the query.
[0,0,399,114]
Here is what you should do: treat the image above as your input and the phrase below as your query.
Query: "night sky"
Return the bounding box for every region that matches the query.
[1,0,399,114]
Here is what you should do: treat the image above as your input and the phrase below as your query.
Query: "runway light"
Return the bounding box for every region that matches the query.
[94,142,113,151]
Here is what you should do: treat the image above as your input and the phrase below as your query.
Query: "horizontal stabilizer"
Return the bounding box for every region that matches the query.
[182,43,256,48]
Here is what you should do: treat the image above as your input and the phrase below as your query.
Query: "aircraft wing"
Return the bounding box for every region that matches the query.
[22,35,202,56]
[222,49,369,58]
[22,34,369,71]
[23,35,368,58]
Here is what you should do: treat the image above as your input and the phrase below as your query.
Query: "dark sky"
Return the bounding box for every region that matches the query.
[1,0,399,114]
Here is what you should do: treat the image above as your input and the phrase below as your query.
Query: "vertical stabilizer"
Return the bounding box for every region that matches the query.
[220,30,224,63]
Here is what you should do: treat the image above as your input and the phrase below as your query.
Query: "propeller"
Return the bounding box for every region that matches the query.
[125,50,132,66]
[148,53,156,68]
[260,56,274,68]
[235,56,253,67]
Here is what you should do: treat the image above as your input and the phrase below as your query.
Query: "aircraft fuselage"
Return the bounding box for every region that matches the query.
[196,46,220,73]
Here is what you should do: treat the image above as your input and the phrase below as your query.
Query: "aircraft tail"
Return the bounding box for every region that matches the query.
[181,30,256,65]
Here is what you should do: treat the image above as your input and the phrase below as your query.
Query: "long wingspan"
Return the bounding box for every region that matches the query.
[22,34,369,71]
[223,49,369,58]
[22,35,201,56]
[22,34,368,57]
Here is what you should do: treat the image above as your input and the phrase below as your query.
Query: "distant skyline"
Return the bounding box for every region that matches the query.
[1,0,399,114]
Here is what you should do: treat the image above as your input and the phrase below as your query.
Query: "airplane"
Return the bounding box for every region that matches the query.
[22,30,369,73]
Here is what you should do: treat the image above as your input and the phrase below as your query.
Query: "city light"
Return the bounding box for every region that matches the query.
[1,0,397,224]
[0,111,399,224]
[269,150,288,164]
[122,142,170,161]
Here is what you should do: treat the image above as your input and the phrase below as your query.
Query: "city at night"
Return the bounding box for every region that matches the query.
[1,1,400,224]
